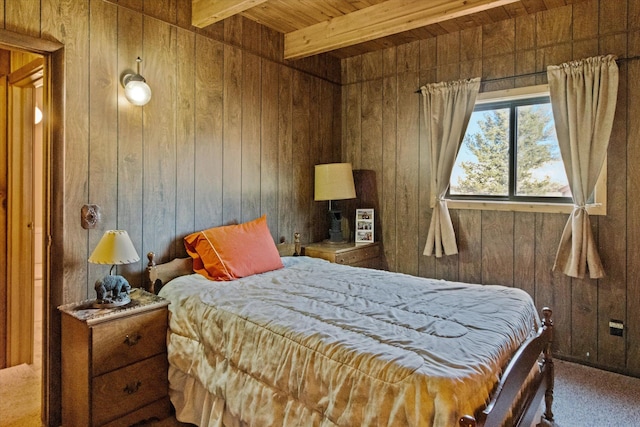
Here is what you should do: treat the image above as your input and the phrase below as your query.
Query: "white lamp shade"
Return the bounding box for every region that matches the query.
[124,79,152,106]
[88,230,140,265]
[314,163,357,201]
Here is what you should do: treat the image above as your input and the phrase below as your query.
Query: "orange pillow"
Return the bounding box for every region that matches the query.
[184,215,284,281]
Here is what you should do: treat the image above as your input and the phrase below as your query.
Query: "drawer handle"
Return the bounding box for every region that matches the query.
[124,332,141,346]
[124,380,142,395]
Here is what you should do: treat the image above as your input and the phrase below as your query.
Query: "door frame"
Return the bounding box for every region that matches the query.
[0,28,64,427]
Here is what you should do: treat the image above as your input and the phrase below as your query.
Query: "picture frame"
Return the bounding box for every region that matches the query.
[355,209,374,243]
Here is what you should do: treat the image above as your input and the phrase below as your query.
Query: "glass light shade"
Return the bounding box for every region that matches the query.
[34,106,43,124]
[88,230,140,265]
[123,78,152,106]
[314,163,356,201]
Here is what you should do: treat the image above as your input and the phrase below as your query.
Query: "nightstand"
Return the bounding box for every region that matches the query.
[59,289,170,427]
[302,241,382,269]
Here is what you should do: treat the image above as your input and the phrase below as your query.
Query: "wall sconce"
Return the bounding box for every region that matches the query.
[121,57,152,106]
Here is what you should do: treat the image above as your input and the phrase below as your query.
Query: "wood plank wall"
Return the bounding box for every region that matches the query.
[19,0,341,302]
[341,0,640,377]
[1,1,341,424]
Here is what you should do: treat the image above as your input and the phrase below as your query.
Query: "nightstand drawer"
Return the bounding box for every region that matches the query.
[92,308,168,376]
[303,242,382,269]
[335,244,380,265]
[92,353,168,426]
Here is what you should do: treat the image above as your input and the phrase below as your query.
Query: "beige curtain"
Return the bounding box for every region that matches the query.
[422,77,481,257]
[547,55,618,279]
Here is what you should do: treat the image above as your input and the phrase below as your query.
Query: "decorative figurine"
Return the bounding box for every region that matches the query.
[93,275,132,308]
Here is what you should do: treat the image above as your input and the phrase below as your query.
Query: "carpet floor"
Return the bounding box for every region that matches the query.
[1,359,639,426]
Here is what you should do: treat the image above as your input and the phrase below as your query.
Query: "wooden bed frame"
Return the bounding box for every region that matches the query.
[146,251,554,427]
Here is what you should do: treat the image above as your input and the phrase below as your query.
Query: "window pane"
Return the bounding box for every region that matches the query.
[450,108,509,196]
[515,103,571,197]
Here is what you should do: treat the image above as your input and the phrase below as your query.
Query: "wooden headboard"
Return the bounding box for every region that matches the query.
[146,243,298,294]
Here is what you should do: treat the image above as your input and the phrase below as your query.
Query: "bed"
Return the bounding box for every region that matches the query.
[146,217,554,427]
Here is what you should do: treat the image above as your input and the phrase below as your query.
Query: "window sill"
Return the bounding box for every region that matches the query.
[446,199,606,216]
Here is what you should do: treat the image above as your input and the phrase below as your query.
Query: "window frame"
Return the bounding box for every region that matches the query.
[445,85,607,216]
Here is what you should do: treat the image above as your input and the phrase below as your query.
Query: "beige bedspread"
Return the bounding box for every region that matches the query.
[159,256,539,427]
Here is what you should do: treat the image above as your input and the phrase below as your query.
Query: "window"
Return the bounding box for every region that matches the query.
[446,85,606,215]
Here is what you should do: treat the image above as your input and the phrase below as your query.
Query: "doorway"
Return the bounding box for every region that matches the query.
[0,50,46,424]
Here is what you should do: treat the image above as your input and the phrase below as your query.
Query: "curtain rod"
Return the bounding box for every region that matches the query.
[414,55,640,93]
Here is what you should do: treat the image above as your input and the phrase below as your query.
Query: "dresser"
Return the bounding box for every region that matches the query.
[302,241,382,269]
[59,289,170,427]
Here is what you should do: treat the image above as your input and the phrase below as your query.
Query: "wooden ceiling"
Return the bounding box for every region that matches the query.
[192,0,583,59]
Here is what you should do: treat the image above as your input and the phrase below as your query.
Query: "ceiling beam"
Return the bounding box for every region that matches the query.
[284,0,520,60]
[192,0,269,28]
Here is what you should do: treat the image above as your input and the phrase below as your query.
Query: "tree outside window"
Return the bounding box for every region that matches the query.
[449,96,571,202]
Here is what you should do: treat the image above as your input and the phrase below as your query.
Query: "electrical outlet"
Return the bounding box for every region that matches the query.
[609,319,624,337]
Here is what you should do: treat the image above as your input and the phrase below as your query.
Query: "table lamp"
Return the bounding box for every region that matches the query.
[88,230,140,307]
[314,163,356,243]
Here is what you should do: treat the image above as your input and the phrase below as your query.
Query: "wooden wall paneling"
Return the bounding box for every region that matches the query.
[343,82,362,167]
[513,212,536,295]
[481,211,515,287]
[381,47,397,271]
[626,59,640,376]
[261,25,283,63]
[291,71,312,240]
[117,0,143,13]
[308,77,323,241]
[277,66,294,242]
[596,64,628,369]
[4,0,40,38]
[58,0,91,304]
[417,68,435,279]
[194,36,224,232]
[572,0,599,41]
[395,69,420,276]
[173,29,196,258]
[143,0,177,25]
[241,52,261,223]
[242,16,262,57]
[535,213,572,355]
[222,44,242,224]
[223,14,243,48]
[419,38,437,74]
[536,5,572,48]
[570,276,598,363]
[141,18,177,261]
[260,59,280,241]
[436,32,460,82]
[361,80,383,172]
[88,0,119,293]
[599,0,627,35]
[458,210,483,284]
[116,7,145,284]
[631,0,640,31]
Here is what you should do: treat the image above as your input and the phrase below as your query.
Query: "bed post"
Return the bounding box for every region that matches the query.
[541,307,554,426]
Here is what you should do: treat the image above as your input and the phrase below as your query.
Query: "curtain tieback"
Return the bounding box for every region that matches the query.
[573,203,602,214]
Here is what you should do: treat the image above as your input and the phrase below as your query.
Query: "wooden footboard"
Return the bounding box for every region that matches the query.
[459,308,554,427]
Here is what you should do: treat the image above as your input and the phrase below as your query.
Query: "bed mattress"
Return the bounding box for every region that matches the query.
[159,256,539,426]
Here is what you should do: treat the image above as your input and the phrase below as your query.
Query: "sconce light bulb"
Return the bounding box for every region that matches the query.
[123,77,152,106]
